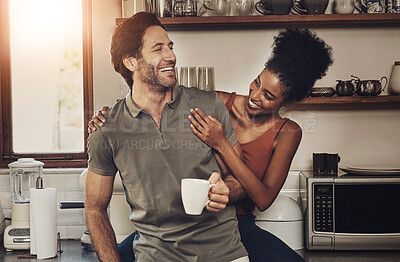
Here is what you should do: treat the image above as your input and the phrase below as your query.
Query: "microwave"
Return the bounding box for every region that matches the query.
[299,171,400,250]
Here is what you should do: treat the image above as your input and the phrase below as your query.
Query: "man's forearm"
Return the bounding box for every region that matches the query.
[214,144,247,204]
[224,174,247,203]
[86,208,120,262]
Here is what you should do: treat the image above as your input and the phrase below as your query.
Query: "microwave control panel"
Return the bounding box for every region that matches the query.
[313,184,333,232]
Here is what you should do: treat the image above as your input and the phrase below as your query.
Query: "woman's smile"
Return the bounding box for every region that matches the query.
[248,98,261,109]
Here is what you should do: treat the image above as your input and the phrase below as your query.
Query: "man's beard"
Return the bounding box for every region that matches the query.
[136,58,177,93]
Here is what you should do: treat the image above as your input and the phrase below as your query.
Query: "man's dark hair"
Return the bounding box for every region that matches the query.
[265,28,333,103]
[110,12,164,89]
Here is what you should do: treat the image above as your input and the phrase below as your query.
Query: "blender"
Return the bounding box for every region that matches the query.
[3,158,44,251]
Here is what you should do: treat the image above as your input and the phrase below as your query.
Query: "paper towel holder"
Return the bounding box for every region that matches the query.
[16,178,64,259]
[36,176,43,189]
[17,233,63,259]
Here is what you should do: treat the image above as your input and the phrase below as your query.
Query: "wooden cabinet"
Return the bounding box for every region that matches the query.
[117,13,400,29]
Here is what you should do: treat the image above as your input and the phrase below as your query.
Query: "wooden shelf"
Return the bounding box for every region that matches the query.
[117,13,400,29]
[116,13,400,107]
[297,95,400,105]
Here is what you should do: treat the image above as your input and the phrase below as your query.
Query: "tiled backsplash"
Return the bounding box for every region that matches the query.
[279,171,302,202]
[0,168,302,240]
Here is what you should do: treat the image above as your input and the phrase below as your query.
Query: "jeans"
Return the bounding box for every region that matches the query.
[237,214,305,262]
[118,232,136,262]
[118,215,305,262]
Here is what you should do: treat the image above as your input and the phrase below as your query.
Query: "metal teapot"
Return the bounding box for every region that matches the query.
[351,75,388,96]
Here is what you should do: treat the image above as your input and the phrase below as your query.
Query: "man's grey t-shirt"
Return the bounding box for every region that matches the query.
[88,85,247,262]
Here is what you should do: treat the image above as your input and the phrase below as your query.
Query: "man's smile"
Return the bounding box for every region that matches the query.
[160,67,174,73]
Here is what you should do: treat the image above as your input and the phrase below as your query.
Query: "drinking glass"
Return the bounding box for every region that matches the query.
[198,67,215,91]
[174,67,179,85]
[180,67,197,87]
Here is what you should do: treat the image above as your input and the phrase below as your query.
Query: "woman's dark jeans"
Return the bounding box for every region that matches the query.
[118,232,136,262]
[237,214,305,262]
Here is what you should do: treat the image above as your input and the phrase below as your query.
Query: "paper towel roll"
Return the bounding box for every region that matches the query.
[30,188,57,259]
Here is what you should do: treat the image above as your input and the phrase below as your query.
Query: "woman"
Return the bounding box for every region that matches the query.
[89,29,333,262]
[186,28,332,262]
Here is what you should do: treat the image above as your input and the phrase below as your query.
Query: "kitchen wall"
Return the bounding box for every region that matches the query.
[0,168,300,240]
[1,0,399,239]
[93,0,400,169]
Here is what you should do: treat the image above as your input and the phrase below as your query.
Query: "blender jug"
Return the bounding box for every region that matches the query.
[10,158,43,203]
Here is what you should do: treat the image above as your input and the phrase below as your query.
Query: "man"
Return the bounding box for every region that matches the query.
[85,12,248,262]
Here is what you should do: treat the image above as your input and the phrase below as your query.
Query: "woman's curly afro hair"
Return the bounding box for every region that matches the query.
[265,28,333,103]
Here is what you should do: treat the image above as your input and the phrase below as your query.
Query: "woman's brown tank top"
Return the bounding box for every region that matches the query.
[224,92,288,215]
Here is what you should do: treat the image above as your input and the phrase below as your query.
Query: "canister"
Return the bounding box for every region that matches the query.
[389,61,400,95]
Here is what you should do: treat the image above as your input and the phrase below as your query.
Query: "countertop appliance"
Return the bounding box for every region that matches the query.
[4,158,44,251]
[254,195,304,250]
[300,171,400,250]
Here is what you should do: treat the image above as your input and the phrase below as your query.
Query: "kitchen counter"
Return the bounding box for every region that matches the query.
[296,249,400,262]
[1,240,400,261]
[0,240,97,262]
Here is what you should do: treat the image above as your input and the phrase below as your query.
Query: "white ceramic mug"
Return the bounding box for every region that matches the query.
[181,178,215,215]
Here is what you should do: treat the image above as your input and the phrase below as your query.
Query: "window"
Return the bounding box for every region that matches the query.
[0,0,93,167]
